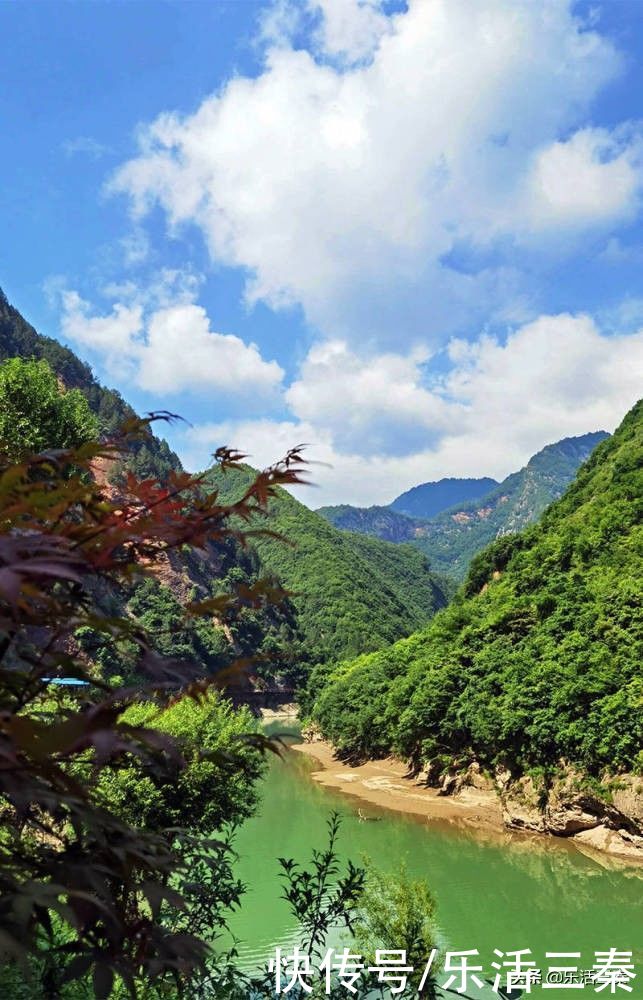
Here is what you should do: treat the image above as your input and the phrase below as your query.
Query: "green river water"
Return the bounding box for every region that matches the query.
[225,725,642,996]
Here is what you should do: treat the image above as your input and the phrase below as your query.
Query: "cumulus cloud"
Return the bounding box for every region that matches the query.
[284,340,454,455]
[181,313,643,506]
[528,127,642,228]
[307,0,392,65]
[58,274,284,398]
[109,0,641,343]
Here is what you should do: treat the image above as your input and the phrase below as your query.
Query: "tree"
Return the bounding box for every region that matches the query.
[0,418,308,997]
[353,861,440,996]
[0,357,99,459]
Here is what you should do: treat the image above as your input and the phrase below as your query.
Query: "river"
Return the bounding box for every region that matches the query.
[224,723,642,995]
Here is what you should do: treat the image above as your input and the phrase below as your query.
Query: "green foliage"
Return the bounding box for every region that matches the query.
[353,860,440,996]
[310,402,642,780]
[208,465,448,666]
[0,357,98,459]
[94,694,264,835]
[0,290,181,482]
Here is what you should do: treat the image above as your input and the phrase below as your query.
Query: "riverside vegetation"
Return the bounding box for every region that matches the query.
[306,400,642,849]
[0,289,640,997]
[0,295,446,998]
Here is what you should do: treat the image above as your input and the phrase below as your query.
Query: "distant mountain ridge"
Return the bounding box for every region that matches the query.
[318,432,609,579]
[315,504,419,543]
[390,476,498,518]
[413,431,609,578]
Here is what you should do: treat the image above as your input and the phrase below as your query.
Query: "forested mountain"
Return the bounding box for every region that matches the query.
[409,431,609,578]
[207,464,448,665]
[0,291,307,687]
[1,288,447,679]
[0,287,180,481]
[318,478,499,538]
[390,476,498,518]
[309,400,642,791]
[318,432,608,580]
[316,503,419,542]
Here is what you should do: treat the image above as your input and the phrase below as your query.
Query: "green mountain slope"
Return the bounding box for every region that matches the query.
[310,401,642,782]
[207,465,448,665]
[0,287,180,481]
[319,433,609,581]
[411,431,609,579]
[0,290,304,687]
[316,503,419,542]
[390,476,498,518]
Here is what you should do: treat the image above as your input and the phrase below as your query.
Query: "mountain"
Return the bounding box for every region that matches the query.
[316,504,419,543]
[206,464,448,666]
[1,288,447,674]
[318,433,609,581]
[0,290,307,688]
[409,432,609,578]
[0,287,180,482]
[390,477,498,518]
[310,400,642,798]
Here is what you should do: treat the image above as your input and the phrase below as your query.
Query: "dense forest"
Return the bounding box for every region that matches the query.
[0,291,451,694]
[308,401,642,789]
[207,464,449,666]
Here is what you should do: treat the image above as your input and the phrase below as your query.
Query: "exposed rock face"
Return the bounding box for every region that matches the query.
[499,768,643,859]
[421,759,643,860]
[500,775,547,833]
[610,776,643,829]
[573,825,643,861]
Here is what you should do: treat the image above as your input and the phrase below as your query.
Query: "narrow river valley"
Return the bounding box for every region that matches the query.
[225,725,643,993]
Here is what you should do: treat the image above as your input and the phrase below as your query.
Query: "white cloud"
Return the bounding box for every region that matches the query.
[109,0,640,344]
[120,228,151,267]
[308,0,392,65]
[58,275,284,398]
[181,313,643,506]
[527,127,642,228]
[285,339,453,454]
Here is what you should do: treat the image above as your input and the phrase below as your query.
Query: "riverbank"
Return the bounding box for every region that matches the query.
[292,740,505,834]
[292,740,643,866]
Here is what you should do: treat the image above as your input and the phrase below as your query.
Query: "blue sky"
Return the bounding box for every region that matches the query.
[1,0,642,505]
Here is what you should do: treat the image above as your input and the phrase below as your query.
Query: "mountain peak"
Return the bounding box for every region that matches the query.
[390,476,499,519]
[527,431,609,471]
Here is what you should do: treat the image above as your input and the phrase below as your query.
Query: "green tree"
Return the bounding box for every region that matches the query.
[353,860,440,996]
[0,357,98,459]
[0,423,308,997]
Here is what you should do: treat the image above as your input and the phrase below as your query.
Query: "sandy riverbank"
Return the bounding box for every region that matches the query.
[291,739,505,835]
[291,740,643,869]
